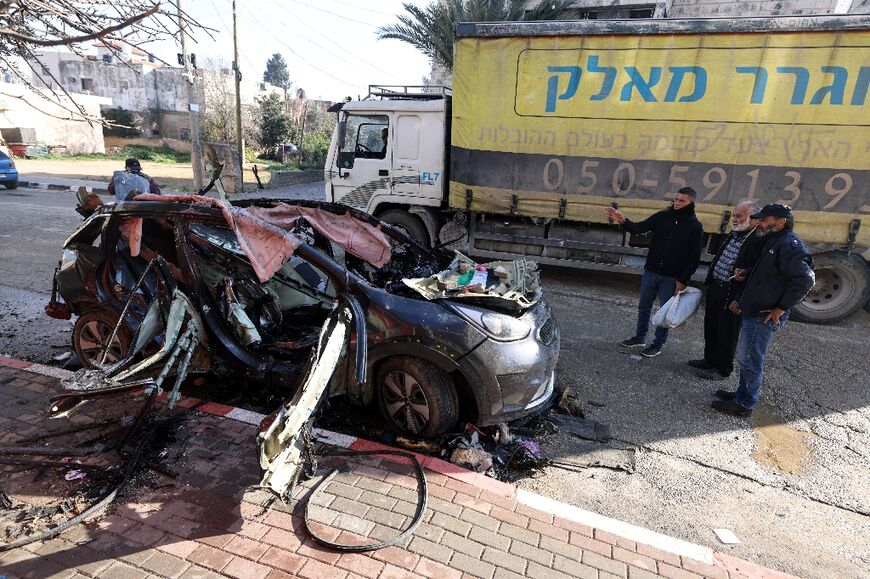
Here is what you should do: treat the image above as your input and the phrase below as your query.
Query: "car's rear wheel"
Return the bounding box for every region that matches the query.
[73,309,132,369]
[376,356,458,438]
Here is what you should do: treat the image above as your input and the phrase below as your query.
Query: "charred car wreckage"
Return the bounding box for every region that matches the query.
[40,185,560,506]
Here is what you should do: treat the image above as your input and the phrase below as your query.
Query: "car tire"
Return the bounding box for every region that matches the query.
[376,356,458,438]
[73,309,133,369]
[3,181,17,190]
[378,209,430,248]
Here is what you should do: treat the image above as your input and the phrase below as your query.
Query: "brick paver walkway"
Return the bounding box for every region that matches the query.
[0,360,797,579]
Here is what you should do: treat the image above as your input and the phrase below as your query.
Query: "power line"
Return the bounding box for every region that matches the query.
[284,0,382,28]
[208,0,257,73]
[240,3,360,90]
[323,0,398,17]
[275,8,396,79]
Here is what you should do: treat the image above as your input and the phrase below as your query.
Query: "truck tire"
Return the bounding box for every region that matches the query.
[376,356,458,438]
[791,252,870,324]
[379,210,430,248]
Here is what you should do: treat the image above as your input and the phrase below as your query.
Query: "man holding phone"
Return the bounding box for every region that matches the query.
[605,187,704,358]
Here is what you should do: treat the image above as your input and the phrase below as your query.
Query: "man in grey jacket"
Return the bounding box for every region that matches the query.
[711,204,815,417]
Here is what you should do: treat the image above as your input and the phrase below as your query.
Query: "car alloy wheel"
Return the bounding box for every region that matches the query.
[376,356,458,438]
[73,309,132,368]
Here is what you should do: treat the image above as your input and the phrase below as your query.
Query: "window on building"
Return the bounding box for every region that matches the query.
[180,128,190,141]
[578,11,598,19]
[102,54,113,63]
[630,8,655,18]
[67,77,76,85]
[80,78,94,92]
[119,81,129,92]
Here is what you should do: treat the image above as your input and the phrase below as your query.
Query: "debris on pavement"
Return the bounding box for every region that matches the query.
[713,528,742,544]
[557,388,585,417]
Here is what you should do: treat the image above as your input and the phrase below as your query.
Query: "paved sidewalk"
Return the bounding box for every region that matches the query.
[0,359,797,579]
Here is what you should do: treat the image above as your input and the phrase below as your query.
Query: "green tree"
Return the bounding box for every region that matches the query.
[257,92,292,158]
[378,0,574,71]
[101,107,139,137]
[263,53,292,100]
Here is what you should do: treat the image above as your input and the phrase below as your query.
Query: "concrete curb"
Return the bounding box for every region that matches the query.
[18,180,110,195]
[0,354,798,578]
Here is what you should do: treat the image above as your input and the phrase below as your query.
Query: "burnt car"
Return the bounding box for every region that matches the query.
[48,194,560,437]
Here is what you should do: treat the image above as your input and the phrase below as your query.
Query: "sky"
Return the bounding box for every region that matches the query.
[149,0,433,101]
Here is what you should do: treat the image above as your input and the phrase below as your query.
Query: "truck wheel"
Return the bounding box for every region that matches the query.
[379,210,430,248]
[376,356,458,438]
[791,252,870,324]
[73,309,132,368]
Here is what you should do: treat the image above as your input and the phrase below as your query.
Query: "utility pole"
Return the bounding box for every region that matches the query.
[232,0,244,189]
[176,0,203,190]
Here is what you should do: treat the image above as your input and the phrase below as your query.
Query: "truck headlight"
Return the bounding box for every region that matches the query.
[448,303,531,341]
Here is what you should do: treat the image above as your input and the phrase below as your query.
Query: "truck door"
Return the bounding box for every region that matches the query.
[391,114,421,199]
[331,114,390,211]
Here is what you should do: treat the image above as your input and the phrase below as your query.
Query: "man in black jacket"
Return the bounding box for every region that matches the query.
[690,201,764,380]
[605,187,704,358]
[711,204,815,417]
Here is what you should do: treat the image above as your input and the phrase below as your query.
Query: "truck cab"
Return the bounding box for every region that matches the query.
[324,86,449,246]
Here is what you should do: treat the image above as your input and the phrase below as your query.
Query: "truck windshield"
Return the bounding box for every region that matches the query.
[344,114,388,159]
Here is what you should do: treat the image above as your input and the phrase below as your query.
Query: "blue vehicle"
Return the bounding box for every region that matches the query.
[0,150,18,189]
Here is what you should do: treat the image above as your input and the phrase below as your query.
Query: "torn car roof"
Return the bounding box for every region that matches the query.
[129,194,391,282]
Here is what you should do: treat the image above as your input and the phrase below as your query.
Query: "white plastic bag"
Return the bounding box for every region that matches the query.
[654,287,702,328]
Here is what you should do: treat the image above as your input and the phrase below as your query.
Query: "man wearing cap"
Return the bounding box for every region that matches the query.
[605,187,704,358]
[690,200,763,380]
[711,203,814,417]
[107,158,161,200]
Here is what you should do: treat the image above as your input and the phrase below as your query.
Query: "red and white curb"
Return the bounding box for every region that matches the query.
[1,355,796,577]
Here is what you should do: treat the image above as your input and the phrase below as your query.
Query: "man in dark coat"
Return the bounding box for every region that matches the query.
[690,200,764,380]
[711,204,815,417]
[605,187,704,358]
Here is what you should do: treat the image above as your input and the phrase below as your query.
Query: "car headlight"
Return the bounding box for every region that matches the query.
[449,303,531,341]
[60,249,78,270]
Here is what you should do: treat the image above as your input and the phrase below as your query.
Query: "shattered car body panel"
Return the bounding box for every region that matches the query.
[50,196,561,439]
[258,309,351,499]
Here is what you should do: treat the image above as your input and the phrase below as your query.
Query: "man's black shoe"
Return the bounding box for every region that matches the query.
[711,399,751,417]
[695,369,728,381]
[715,389,736,401]
[687,359,712,370]
[641,344,662,358]
[620,336,645,348]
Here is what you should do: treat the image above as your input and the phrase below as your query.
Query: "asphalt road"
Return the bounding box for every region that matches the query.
[1,186,868,578]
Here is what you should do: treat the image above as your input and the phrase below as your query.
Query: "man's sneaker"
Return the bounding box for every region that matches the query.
[687,359,712,370]
[641,344,662,358]
[620,336,645,348]
[695,369,728,381]
[715,389,737,401]
[710,399,751,417]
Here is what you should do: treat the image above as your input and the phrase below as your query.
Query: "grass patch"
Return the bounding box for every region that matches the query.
[45,144,191,164]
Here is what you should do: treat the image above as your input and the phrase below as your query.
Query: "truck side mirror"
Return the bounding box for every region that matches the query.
[337,120,347,149]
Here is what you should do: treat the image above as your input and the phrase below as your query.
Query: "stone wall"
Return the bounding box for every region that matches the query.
[266,170,323,189]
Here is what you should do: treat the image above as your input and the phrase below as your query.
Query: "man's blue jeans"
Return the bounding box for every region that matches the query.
[634,271,676,348]
[734,312,788,410]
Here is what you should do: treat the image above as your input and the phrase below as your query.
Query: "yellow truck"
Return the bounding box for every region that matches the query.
[324,15,870,324]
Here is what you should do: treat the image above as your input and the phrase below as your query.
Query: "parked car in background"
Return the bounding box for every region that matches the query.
[48,195,561,437]
[0,150,18,189]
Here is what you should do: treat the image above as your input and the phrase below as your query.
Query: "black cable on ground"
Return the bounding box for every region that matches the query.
[303,449,428,552]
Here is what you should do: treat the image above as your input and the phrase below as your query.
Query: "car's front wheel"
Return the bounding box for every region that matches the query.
[3,181,17,190]
[73,309,132,369]
[375,356,458,438]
